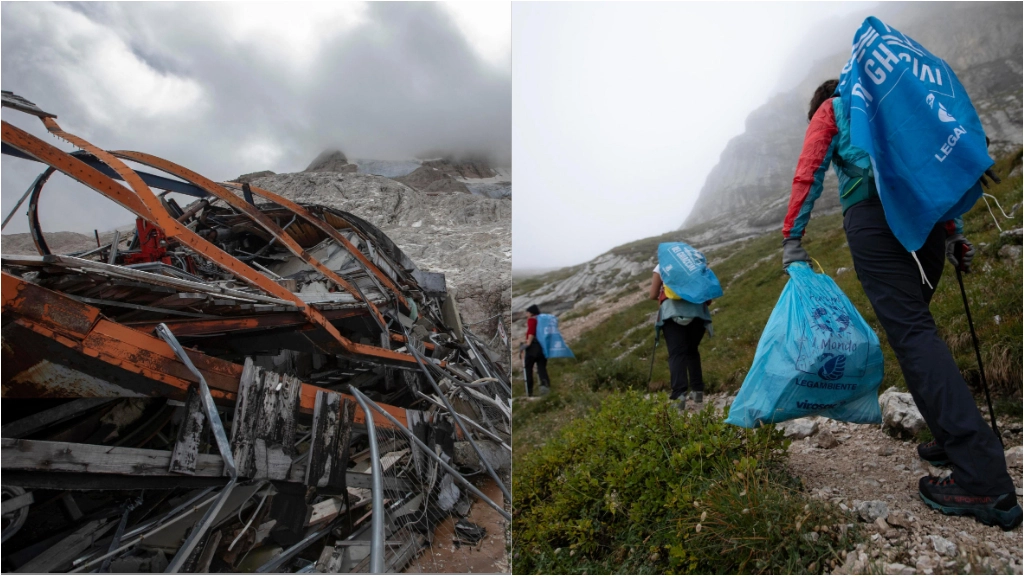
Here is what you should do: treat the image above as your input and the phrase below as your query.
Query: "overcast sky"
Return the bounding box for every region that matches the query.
[1,1,510,235]
[513,2,872,270]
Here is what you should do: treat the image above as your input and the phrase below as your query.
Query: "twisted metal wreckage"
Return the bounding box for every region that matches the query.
[0,91,512,573]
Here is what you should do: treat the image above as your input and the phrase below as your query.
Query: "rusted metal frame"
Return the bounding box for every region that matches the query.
[3,120,415,366]
[223,180,410,309]
[27,167,58,255]
[110,150,391,332]
[1,122,154,219]
[122,308,367,336]
[3,272,411,428]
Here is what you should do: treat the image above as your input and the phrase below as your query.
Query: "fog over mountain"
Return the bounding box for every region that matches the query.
[1,2,510,234]
[684,2,1022,229]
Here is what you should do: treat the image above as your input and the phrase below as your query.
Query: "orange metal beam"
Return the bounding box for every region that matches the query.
[2,120,416,366]
[220,180,411,310]
[2,272,408,427]
[109,150,392,330]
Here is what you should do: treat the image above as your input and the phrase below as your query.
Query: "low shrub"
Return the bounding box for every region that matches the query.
[512,391,859,574]
[580,357,648,392]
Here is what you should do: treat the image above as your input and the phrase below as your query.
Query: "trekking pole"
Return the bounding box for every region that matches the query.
[953,253,1002,446]
[647,310,662,386]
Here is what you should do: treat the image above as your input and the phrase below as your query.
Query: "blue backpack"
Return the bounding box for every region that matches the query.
[837,17,991,252]
[726,263,884,427]
[535,314,574,359]
[657,242,723,303]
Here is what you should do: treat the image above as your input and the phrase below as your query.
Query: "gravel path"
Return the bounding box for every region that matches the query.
[785,417,1023,574]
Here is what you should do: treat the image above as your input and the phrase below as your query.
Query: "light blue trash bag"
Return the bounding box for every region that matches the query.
[535,314,575,359]
[657,242,723,303]
[725,262,883,427]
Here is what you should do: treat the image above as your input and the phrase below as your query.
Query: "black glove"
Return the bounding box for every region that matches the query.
[945,234,975,272]
[979,168,1001,189]
[782,237,810,272]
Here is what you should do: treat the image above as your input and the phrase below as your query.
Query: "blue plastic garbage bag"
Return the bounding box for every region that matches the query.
[837,17,991,252]
[725,262,883,427]
[657,242,723,303]
[535,313,575,359]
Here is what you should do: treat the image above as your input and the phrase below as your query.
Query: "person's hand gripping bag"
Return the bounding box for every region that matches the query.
[725,262,884,427]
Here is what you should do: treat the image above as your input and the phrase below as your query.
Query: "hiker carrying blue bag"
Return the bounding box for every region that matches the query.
[781,17,1020,530]
[649,242,721,411]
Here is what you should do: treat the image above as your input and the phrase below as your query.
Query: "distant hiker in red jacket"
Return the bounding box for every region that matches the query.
[783,79,1020,530]
[521,304,550,397]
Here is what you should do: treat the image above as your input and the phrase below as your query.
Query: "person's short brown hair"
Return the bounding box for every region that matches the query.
[808,79,839,122]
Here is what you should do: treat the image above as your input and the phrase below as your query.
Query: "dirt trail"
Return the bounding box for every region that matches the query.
[700,395,1023,574]
[404,478,509,573]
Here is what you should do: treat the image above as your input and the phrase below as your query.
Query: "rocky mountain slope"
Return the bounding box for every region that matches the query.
[684,2,1022,229]
[249,170,511,330]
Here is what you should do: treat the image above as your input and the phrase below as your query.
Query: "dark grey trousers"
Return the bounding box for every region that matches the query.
[844,198,1013,496]
[661,319,705,400]
[524,341,549,396]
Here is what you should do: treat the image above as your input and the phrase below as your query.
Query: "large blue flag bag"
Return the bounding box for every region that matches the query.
[536,313,575,359]
[657,242,723,303]
[837,17,991,252]
[726,263,884,428]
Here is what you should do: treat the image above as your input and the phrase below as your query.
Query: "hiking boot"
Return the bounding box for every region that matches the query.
[917,440,950,466]
[918,475,1023,531]
[676,398,686,412]
[539,385,551,396]
[688,391,704,404]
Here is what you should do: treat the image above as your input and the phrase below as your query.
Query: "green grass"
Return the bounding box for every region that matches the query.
[513,392,860,574]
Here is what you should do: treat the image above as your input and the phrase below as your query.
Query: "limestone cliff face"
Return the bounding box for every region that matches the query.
[684,2,1022,229]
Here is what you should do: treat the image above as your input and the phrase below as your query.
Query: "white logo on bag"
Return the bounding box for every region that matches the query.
[937,103,956,123]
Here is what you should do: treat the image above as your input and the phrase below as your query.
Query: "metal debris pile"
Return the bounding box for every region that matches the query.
[1,91,511,573]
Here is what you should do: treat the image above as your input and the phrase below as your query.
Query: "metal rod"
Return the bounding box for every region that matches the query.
[350,387,385,573]
[107,230,120,265]
[398,322,511,503]
[70,490,223,572]
[413,391,510,451]
[351,388,510,521]
[255,517,344,573]
[98,494,141,573]
[155,324,237,477]
[1,172,44,230]
[165,478,238,573]
[156,323,240,573]
[954,266,1002,445]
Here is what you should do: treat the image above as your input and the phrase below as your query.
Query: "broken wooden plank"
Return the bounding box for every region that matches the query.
[0,491,33,515]
[231,359,301,479]
[330,398,356,491]
[305,390,341,488]
[1,438,411,491]
[169,386,207,475]
[15,518,116,573]
[0,398,115,439]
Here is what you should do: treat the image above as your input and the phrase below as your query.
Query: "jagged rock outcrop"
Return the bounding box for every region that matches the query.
[421,158,497,180]
[303,149,358,174]
[397,165,471,194]
[511,252,650,317]
[231,170,276,183]
[684,2,1022,229]
[249,171,511,331]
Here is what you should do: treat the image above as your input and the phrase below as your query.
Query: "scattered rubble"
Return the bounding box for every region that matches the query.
[1,91,511,573]
[878,387,927,437]
[778,418,819,440]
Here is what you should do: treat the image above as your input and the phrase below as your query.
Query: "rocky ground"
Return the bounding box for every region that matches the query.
[697,393,1024,575]
[251,170,511,331]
